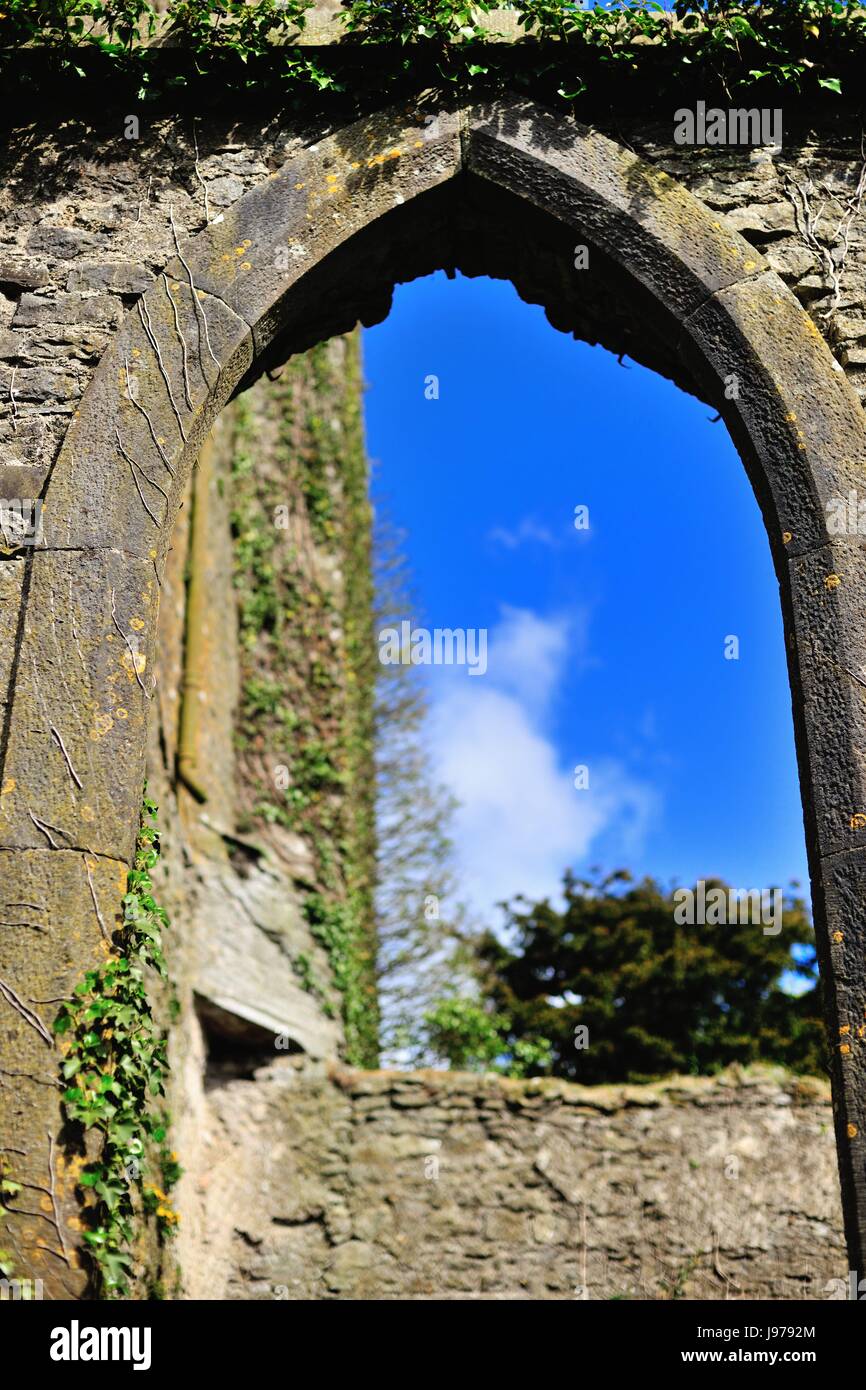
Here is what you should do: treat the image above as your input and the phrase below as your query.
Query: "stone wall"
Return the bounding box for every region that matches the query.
[3,111,866,477]
[3,72,866,1293]
[0,325,374,1296]
[147,337,372,1070]
[177,1061,845,1301]
[144,336,376,1297]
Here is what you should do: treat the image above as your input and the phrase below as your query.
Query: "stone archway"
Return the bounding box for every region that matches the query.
[3,95,866,1293]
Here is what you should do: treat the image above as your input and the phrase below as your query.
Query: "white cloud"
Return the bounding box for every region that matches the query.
[487,516,559,550]
[486,604,574,714]
[428,607,658,927]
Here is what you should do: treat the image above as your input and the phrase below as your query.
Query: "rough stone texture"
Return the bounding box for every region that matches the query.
[190,862,340,1056]
[138,342,372,1298]
[3,89,866,1293]
[0,847,128,1297]
[177,1061,845,1302]
[0,547,158,860]
[0,557,25,722]
[145,371,351,997]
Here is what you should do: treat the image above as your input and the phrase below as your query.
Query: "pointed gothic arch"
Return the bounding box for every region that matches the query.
[3,95,866,1291]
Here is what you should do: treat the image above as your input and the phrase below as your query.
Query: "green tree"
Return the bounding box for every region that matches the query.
[465,868,826,1084]
[422,997,553,1078]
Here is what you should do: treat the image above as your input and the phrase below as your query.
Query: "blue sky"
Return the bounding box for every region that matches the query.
[362,271,811,931]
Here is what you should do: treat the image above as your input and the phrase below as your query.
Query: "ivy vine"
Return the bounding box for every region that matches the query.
[229,342,378,1067]
[3,2,866,108]
[52,791,180,1297]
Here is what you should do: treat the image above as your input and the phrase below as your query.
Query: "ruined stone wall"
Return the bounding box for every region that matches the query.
[2,112,866,474]
[177,1061,845,1301]
[140,334,376,1297]
[3,79,866,1295]
[147,336,373,1068]
[627,124,866,403]
[0,299,374,1294]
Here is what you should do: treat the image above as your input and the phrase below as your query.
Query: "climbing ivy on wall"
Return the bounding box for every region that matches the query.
[229,337,378,1067]
[53,792,180,1297]
[4,1,866,108]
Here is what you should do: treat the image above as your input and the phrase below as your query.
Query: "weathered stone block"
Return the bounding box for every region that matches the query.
[192,858,342,1059]
[0,547,157,861]
[0,260,50,291]
[13,291,122,329]
[67,262,154,295]
[724,200,797,238]
[26,224,107,260]
[0,556,25,703]
[682,270,866,556]
[9,366,82,403]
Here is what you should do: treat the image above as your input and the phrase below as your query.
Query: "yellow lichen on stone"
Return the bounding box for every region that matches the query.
[90,712,114,740]
[120,649,147,679]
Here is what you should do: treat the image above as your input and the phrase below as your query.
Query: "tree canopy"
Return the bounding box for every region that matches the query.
[425,868,826,1083]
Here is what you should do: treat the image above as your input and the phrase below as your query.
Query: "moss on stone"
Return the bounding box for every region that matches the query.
[227,334,378,1066]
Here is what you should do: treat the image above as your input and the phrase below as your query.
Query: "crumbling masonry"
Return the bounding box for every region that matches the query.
[3,43,866,1296]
